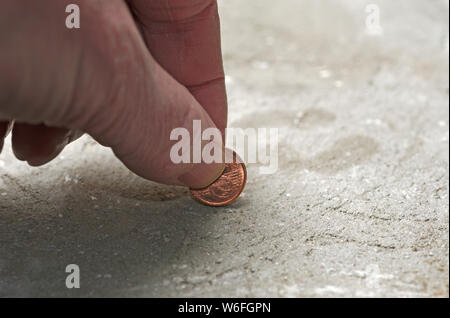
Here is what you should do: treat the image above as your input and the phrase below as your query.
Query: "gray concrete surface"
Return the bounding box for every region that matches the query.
[0,0,449,297]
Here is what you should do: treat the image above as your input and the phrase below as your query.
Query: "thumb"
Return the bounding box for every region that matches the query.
[87,52,226,188]
[76,9,226,188]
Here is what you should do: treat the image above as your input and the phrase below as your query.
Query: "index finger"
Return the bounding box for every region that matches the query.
[127,0,227,137]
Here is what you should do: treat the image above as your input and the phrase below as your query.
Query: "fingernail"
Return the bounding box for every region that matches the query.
[0,121,13,140]
[55,136,71,152]
[178,162,226,189]
[5,121,14,138]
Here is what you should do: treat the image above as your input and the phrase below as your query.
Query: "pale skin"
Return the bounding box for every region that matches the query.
[0,0,227,189]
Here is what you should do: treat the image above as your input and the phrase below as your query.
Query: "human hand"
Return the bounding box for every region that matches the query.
[0,0,227,188]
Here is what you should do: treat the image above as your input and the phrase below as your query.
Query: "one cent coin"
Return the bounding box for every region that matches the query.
[190,150,247,207]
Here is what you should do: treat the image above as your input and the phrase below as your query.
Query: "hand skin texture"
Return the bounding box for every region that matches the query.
[0,0,227,189]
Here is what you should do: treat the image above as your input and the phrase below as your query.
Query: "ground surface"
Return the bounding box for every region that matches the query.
[0,0,449,297]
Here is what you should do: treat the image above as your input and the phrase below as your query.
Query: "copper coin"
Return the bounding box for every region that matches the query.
[190,150,247,207]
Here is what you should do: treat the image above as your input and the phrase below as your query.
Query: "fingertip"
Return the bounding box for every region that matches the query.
[178,162,226,189]
[12,123,71,165]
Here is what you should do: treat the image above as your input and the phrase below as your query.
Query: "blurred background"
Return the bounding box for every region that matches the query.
[0,0,448,297]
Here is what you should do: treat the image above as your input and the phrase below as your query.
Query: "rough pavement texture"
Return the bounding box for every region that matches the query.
[0,0,448,297]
